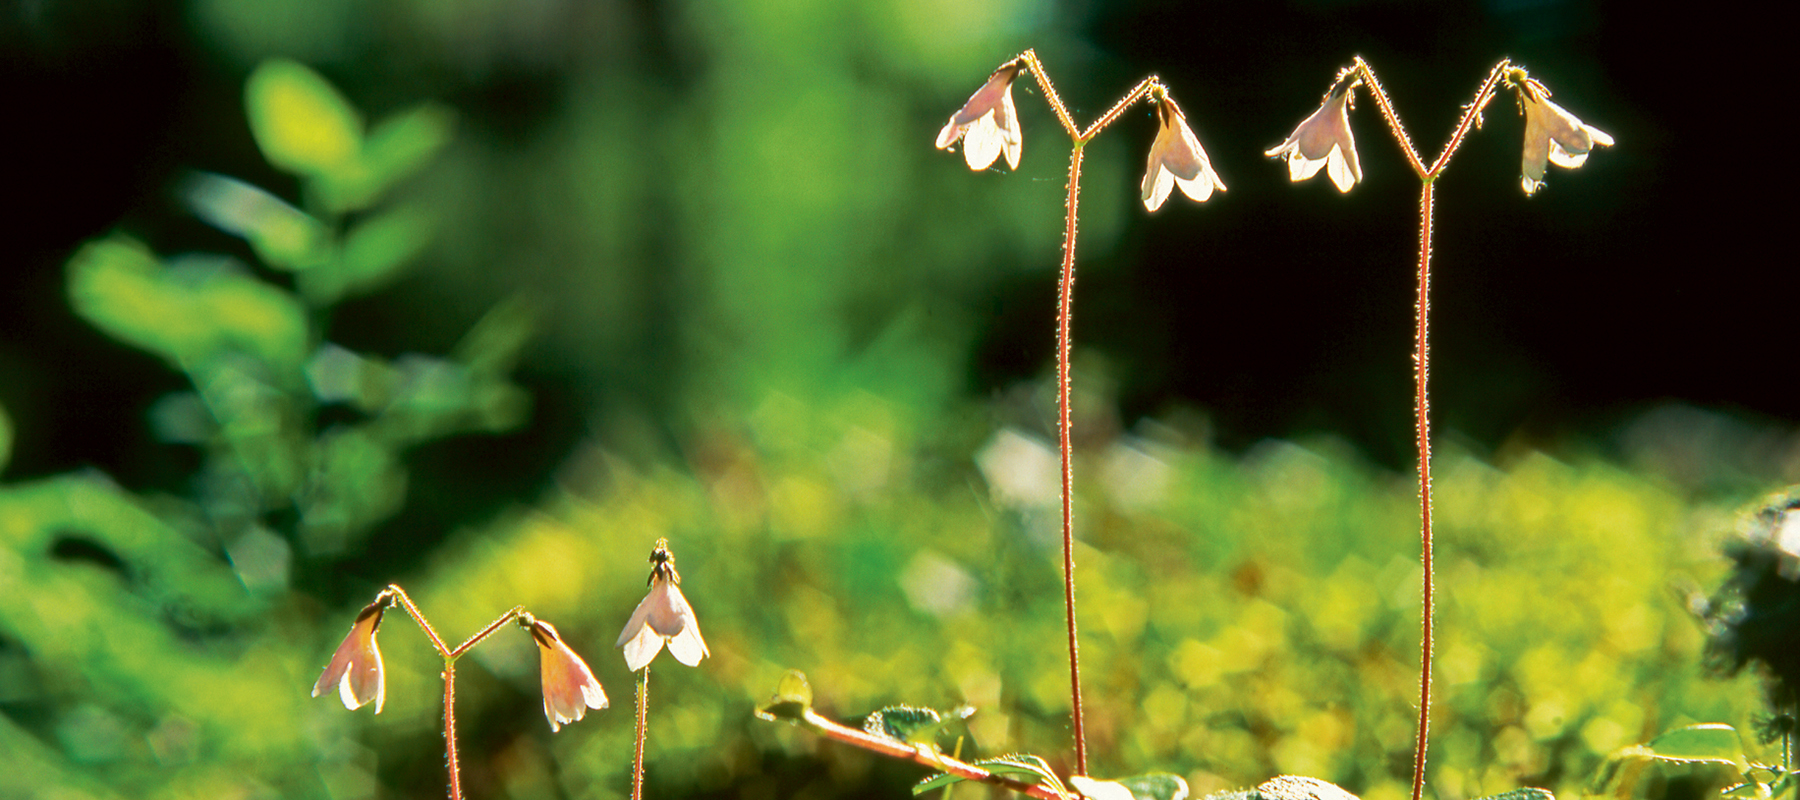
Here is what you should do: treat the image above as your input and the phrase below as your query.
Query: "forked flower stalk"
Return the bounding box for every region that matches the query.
[311,585,607,800]
[938,48,1225,778]
[1266,57,1612,800]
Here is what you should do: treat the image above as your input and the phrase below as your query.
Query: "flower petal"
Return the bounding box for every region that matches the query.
[531,619,607,732]
[1267,76,1361,193]
[622,623,665,672]
[312,599,387,713]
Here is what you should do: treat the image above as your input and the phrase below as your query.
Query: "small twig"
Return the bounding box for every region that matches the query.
[799,709,1065,800]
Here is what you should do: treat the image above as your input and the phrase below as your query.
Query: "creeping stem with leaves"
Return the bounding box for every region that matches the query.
[936,48,1226,778]
[1266,57,1612,800]
[312,585,608,800]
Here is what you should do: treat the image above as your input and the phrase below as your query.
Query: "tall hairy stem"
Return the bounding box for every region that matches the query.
[1347,58,1510,800]
[1410,179,1435,800]
[1013,49,1162,777]
[1056,141,1088,777]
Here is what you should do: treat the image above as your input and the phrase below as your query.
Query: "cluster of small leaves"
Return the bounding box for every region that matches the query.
[64,59,527,562]
[0,59,529,798]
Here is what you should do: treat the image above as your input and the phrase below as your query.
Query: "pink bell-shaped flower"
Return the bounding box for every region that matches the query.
[523,615,608,732]
[617,539,709,671]
[1141,95,1226,211]
[1510,69,1614,195]
[1265,74,1363,193]
[935,61,1025,171]
[312,595,390,713]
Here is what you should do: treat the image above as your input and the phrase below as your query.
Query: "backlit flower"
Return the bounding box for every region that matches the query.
[617,539,709,671]
[1265,74,1362,193]
[1510,69,1614,195]
[523,615,608,732]
[312,595,390,712]
[1140,95,1226,211]
[935,60,1025,171]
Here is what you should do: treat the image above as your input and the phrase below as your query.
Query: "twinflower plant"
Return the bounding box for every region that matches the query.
[758,49,1225,800]
[935,48,1224,780]
[1265,57,1613,800]
[312,585,606,800]
[617,539,708,800]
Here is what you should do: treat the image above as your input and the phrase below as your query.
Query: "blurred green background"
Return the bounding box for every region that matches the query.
[0,1,1788,799]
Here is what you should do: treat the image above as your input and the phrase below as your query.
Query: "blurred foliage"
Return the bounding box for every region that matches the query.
[0,3,1789,800]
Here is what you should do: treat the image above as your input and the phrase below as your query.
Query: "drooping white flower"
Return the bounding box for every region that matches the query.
[617,539,709,671]
[935,61,1025,171]
[523,615,607,732]
[1141,95,1226,211]
[1511,69,1614,195]
[312,595,390,713]
[1265,74,1363,193]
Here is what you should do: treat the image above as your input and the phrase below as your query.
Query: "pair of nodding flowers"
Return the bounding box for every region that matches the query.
[933,58,1226,212]
[936,58,1611,202]
[311,539,708,733]
[1264,65,1613,195]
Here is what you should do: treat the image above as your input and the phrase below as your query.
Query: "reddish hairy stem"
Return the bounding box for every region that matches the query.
[380,585,529,800]
[445,660,461,800]
[1410,180,1435,800]
[1345,60,1512,800]
[1057,142,1089,777]
[633,667,649,800]
[800,710,1064,800]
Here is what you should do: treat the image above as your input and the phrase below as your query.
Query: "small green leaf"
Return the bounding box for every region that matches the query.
[315,103,455,212]
[914,773,967,796]
[865,705,972,745]
[299,205,431,304]
[1254,776,1360,800]
[245,59,363,178]
[975,754,1069,798]
[1114,774,1192,800]
[67,237,309,376]
[1472,789,1554,800]
[1643,724,1747,763]
[755,670,814,722]
[183,172,330,271]
[1070,776,1137,800]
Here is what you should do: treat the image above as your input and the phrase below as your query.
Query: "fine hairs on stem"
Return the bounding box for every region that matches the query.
[937,48,1225,777]
[633,666,650,800]
[1268,56,1611,800]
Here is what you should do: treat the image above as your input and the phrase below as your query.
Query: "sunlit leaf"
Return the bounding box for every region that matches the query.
[299,205,431,304]
[67,237,309,376]
[979,754,1069,798]
[1071,776,1137,800]
[1114,774,1192,800]
[245,59,363,178]
[1472,788,1554,800]
[864,704,972,745]
[316,102,455,212]
[755,669,815,722]
[1643,724,1747,763]
[182,172,330,271]
[1254,776,1360,800]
